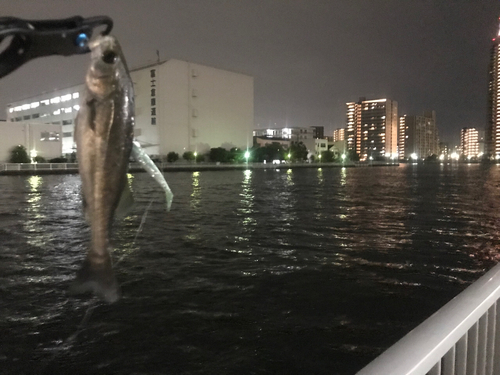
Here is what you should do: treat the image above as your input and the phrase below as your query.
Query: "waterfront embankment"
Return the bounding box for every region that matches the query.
[0,160,399,175]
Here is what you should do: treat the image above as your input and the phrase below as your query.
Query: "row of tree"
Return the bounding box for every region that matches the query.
[8,145,73,163]
[165,142,356,163]
[7,142,357,164]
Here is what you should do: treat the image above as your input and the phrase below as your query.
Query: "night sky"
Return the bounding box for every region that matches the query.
[2,0,500,146]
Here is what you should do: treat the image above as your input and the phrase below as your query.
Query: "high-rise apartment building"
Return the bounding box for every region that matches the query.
[399,115,406,160]
[487,19,500,157]
[345,98,398,160]
[401,111,439,159]
[460,127,479,158]
[333,128,345,142]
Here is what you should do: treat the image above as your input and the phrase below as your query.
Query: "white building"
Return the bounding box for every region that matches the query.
[314,138,329,155]
[0,121,62,162]
[253,126,316,152]
[6,59,254,157]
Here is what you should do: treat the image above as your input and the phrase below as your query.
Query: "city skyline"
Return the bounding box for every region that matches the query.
[1,1,499,146]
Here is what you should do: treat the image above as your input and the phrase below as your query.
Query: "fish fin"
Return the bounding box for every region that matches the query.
[115,181,135,219]
[69,256,120,303]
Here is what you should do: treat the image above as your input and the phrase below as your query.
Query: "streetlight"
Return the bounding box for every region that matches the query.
[341,153,346,166]
[30,149,37,164]
[244,150,250,165]
[194,151,197,164]
[318,153,322,163]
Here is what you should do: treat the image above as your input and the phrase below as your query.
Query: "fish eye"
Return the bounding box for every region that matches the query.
[102,51,117,64]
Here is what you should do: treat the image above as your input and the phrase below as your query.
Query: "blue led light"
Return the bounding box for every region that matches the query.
[75,33,89,48]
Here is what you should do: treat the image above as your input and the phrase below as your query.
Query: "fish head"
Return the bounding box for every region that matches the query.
[86,35,129,98]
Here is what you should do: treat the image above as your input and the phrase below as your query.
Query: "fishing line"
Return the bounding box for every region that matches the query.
[40,197,155,372]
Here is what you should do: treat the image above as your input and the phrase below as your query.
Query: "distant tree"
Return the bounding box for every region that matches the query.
[49,157,68,163]
[9,145,30,163]
[289,141,308,161]
[167,152,179,163]
[195,154,205,162]
[347,150,360,161]
[320,150,335,162]
[209,147,230,162]
[183,151,195,161]
[228,147,245,162]
[34,156,46,163]
[425,154,438,162]
[250,143,286,163]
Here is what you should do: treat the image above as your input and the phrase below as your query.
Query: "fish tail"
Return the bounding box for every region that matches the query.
[70,251,120,303]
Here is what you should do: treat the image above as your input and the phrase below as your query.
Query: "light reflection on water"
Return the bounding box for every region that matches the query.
[2,164,500,374]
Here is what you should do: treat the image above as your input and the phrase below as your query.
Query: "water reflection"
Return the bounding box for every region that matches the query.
[191,171,201,211]
[286,168,293,185]
[23,176,53,248]
[238,169,255,229]
[317,168,323,184]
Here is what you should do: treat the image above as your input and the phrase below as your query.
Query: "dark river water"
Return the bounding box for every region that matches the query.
[1,164,500,375]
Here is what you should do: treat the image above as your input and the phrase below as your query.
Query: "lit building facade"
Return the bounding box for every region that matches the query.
[399,115,406,160]
[253,126,316,151]
[460,127,479,158]
[487,19,500,157]
[346,98,398,160]
[0,121,62,162]
[439,142,449,156]
[333,128,345,142]
[6,59,254,157]
[402,111,439,159]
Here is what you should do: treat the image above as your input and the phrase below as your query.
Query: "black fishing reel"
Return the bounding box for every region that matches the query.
[0,15,113,78]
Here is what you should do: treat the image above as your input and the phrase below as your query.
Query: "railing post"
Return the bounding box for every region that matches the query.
[456,334,467,375]
[486,305,496,375]
[467,323,478,375]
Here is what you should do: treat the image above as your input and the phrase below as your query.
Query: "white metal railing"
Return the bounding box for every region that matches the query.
[356,262,500,375]
[0,162,79,171]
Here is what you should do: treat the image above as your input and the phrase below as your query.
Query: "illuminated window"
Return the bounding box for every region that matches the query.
[72,92,79,99]
[61,94,72,102]
[30,102,39,109]
[50,97,61,104]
